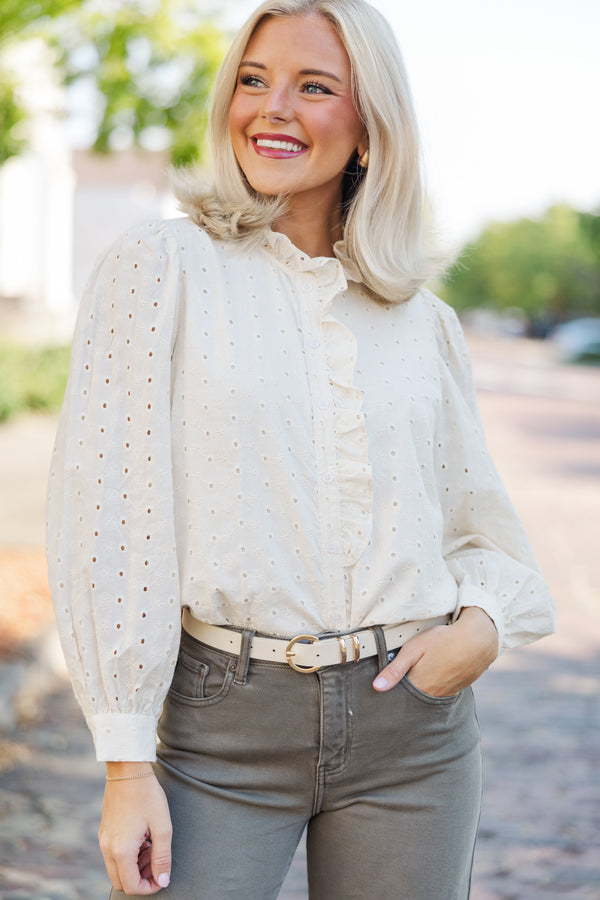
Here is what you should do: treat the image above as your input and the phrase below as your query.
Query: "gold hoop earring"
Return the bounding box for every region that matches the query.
[358,148,369,169]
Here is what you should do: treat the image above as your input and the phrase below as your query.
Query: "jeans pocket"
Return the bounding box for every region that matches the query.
[169,647,209,701]
[400,675,462,707]
[168,635,236,707]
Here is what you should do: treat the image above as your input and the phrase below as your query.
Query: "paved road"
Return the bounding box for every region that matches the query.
[1,334,599,899]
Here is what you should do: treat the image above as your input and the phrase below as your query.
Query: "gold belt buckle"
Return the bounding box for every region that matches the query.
[285,634,320,673]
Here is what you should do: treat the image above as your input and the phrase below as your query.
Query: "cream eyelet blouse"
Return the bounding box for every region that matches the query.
[46,217,555,760]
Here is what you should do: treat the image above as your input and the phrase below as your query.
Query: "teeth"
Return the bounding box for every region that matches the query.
[255,138,304,152]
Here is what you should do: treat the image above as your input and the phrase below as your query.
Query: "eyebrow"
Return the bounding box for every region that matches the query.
[239,60,342,83]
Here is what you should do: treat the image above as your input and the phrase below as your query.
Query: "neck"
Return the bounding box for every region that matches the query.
[272,193,343,258]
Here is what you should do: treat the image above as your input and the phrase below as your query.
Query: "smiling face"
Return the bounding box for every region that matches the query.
[228,14,367,217]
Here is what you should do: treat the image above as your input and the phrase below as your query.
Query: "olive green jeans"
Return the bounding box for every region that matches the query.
[110,626,482,899]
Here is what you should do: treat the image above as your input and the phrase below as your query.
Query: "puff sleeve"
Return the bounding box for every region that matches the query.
[432,299,556,651]
[46,221,182,761]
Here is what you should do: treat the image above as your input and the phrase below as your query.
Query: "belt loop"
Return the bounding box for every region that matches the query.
[234,628,255,686]
[371,625,388,671]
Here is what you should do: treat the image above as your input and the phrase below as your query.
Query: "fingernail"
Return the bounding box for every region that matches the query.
[373,675,389,690]
[158,873,170,888]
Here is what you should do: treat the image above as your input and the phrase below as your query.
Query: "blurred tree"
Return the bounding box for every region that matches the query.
[443,205,600,325]
[0,77,26,166]
[0,0,226,168]
[0,0,82,165]
[0,0,81,43]
[49,0,225,165]
[578,209,600,259]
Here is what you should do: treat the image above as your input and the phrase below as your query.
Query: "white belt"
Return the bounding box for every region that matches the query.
[182,608,450,673]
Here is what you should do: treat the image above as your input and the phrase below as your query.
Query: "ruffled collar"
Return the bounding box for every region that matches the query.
[260,227,362,284]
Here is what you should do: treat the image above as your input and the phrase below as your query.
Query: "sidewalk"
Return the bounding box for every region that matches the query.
[1,335,599,898]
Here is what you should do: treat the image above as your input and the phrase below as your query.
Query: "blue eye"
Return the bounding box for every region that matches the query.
[240,74,265,88]
[302,81,331,95]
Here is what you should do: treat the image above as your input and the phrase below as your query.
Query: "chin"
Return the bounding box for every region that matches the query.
[241,166,300,198]
[246,179,288,197]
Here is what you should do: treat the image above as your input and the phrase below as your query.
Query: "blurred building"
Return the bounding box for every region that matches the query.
[72,148,175,305]
[0,40,73,340]
[0,40,177,342]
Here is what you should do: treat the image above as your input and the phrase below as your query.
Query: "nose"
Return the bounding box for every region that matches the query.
[261,83,293,123]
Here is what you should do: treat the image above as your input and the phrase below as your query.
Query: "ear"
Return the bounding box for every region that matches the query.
[357,130,369,160]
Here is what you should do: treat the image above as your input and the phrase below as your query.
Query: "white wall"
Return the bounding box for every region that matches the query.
[0,40,74,321]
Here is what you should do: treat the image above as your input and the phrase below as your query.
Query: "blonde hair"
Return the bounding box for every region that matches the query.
[173,0,444,302]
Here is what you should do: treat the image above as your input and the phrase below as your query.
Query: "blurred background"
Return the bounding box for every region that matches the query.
[0,1,599,898]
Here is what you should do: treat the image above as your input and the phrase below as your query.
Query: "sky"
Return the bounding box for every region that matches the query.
[226,0,600,248]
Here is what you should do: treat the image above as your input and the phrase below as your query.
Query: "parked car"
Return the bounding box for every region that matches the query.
[550,318,600,364]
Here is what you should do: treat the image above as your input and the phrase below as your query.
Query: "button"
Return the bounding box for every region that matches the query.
[322,471,336,484]
[308,338,320,349]
[330,613,342,624]
[302,282,313,292]
[317,399,329,410]
[326,542,339,554]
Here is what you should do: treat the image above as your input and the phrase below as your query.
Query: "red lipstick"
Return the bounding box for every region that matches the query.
[251,133,308,158]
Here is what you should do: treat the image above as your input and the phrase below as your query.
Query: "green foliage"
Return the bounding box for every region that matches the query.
[0,77,26,166]
[0,0,82,46]
[443,205,600,321]
[0,0,225,169]
[577,209,600,258]
[51,0,226,165]
[0,0,82,166]
[0,0,83,160]
[0,344,70,422]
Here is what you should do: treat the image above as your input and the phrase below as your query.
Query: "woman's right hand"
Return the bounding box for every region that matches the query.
[99,763,173,895]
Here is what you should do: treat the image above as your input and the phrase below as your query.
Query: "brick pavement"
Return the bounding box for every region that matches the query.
[0,335,599,899]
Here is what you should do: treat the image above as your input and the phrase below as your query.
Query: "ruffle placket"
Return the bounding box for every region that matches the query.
[262,229,373,568]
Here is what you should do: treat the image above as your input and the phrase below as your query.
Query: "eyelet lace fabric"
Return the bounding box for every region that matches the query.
[46,217,555,760]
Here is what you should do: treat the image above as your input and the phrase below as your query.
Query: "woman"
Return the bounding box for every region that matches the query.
[46,1,556,897]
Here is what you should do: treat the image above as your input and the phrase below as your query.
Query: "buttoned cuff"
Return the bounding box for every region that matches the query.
[451,583,505,658]
[89,713,158,762]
